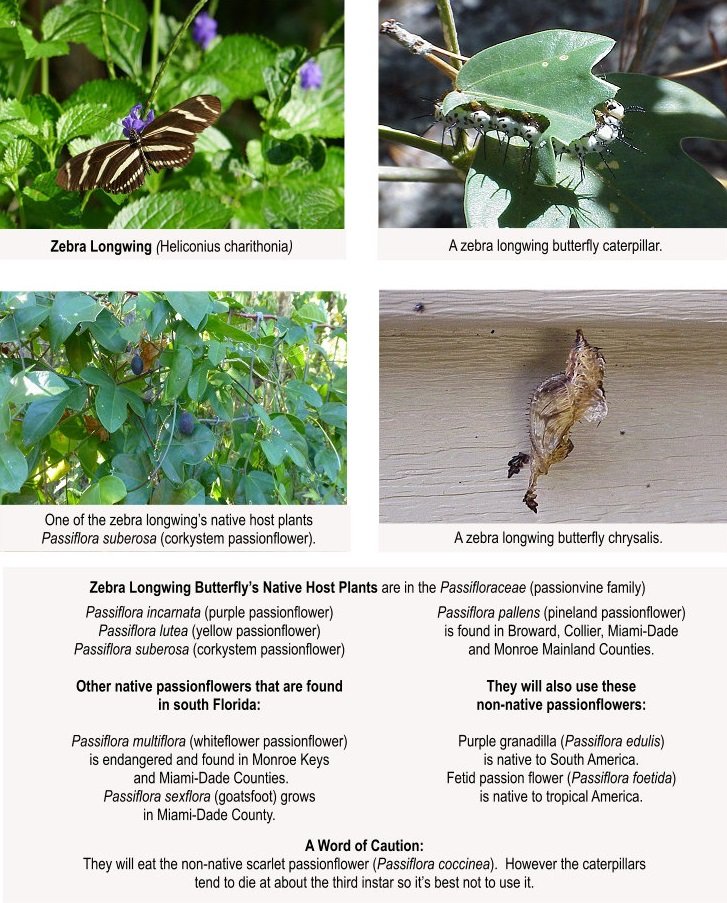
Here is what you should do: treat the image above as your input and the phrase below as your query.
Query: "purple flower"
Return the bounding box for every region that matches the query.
[192,12,217,51]
[299,59,323,91]
[121,104,154,138]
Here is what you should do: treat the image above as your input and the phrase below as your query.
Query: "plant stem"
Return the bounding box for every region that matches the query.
[150,0,161,88]
[14,180,26,228]
[100,0,116,79]
[40,57,49,95]
[435,0,461,71]
[16,61,37,101]
[629,0,677,71]
[145,0,209,113]
[379,165,463,183]
[320,14,344,49]
[379,125,455,161]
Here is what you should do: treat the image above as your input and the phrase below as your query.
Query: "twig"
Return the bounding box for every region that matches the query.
[380,19,461,80]
[629,0,677,72]
[379,125,455,161]
[150,0,161,87]
[320,13,344,49]
[663,57,727,79]
[435,0,462,71]
[100,0,116,79]
[145,0,209,113]
[379,165,463,183]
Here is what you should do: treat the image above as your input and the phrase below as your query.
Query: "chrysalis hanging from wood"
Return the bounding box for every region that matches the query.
[507,329,607,513]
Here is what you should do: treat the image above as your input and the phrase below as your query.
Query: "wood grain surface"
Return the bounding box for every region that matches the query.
[380,291,727,523]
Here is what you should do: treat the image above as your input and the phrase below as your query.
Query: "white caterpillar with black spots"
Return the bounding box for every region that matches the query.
[434,97,641,180]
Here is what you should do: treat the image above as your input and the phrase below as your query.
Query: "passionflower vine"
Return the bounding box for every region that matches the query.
[192,12,218,51]
[121,104,154,138]
[299,59,323,90]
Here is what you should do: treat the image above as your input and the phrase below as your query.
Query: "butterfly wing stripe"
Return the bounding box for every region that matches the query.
[144,144,194,170]
[143,126,199,140]
[107,164,147,194]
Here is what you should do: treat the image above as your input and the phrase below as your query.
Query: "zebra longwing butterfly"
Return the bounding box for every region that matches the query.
[56,95,222,194]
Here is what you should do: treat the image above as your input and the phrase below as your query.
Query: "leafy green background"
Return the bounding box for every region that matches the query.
[0,0,344,228]
[0,290,347,504]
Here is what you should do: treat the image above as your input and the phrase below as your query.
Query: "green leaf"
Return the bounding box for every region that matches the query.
[0,291,36,309]
[79,365,114,388]
[276,48,344,139]
[79,474,127,504]
[0,436,27,492]
[160,423,216,484]
[16,23,68,59]
[164,347,193,400]
[56,102,113,145]
[83,0,148,78]
[262,184,343,229]
[94,383,130,432]
[108,191,232,229]
[88,308,126,352]
[0,0,19,28]
[0,137,33,175]
[22,171,83,228]
[166,292,211,330]
[181,35,278,105]
[292,302,328,325]
[315,446,340,482]
[207,340,225,366]
[261,415,308,468]
[9,369,69,402]
[152,478,205,504]
[236,470,275,504]
[319,402,346,429]
[65,330,93,373]
[112,453,150,503]
[187,361,211,402]
[0,304,49,340]
[285,379,323,409]
[22,393,69,445]
[48,292,103,349]
[63,79,140,120]
[42,0,98,43]
[446,29,616,149]
[0,99,28,124]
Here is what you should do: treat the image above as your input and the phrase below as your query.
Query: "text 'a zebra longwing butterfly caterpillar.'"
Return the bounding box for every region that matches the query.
[55,95,222,194]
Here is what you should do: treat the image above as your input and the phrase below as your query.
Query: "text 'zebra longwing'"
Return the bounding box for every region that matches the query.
[56,95,222,194]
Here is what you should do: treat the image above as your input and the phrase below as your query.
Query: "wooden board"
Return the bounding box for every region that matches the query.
[380,291,727,523]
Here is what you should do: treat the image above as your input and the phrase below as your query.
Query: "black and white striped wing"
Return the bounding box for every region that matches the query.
[138,96,221,175]
[141,95,222,141]
[55,95,221,193]
[56,141,147,194]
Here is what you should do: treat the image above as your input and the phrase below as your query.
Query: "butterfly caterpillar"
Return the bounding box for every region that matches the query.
[435,97,641,180]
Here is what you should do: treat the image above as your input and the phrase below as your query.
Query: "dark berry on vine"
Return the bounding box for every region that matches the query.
[179,411,195,436]
[131,354,144,375]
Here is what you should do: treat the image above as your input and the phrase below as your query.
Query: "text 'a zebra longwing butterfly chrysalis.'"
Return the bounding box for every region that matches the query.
[55,95,222,194]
